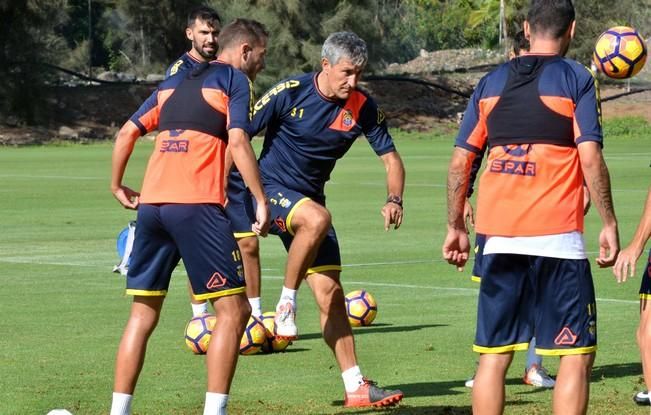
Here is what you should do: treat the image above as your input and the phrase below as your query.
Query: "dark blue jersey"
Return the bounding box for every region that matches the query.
[251,72,396,201]
[165,52,203,79]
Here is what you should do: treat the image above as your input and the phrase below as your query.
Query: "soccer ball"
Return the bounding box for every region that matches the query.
[593,26,647,79]
[260,311,290,353]
[345,290,377,327]
[185,314,216,354]
[239,315,267,355]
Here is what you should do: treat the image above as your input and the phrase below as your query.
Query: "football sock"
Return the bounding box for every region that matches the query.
[342,365,364,393]
[110,392,132,415]
[203,392,228,415]
[192,302,209,317]
[248,297,262,317]
[526,337,542,370]
[279,287,297,304]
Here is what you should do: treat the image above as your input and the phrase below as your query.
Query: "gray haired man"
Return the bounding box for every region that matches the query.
[249,31,405,408]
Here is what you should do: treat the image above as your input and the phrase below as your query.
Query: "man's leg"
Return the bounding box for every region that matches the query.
[203,293,251,415]
[552,353,594,415]
[472,352,513,415]
[111,296,164,415]
[275,200,331,339]
[305,271,403,407]
[641,299,651,383]
[187,282,209,316]
[237,235,262,316]
[305,271,356,370]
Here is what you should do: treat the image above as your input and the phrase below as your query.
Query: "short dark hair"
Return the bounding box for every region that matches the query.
[512,30,530,56]
[187,6,221,29]
[217,19,269,50]
[526,0,575,38]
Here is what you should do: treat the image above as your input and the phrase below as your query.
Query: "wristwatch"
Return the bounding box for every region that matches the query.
[386,195,403,207]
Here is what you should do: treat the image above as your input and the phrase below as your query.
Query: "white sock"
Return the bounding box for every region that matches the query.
[279,286,297,306]
[203,392,228,415]
[248,297,262,317]
[110,392,132,415]
[341,365,364,393]
[191,302,209,317]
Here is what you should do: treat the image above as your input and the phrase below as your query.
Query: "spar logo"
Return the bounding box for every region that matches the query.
[489,144,536,176]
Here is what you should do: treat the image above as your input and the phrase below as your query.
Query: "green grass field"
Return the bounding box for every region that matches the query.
[0,119,649,414]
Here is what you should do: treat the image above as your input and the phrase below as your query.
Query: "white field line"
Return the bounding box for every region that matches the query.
[0,174,103,180]
[0,256,638,305]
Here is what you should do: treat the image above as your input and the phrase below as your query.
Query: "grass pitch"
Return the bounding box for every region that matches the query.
[0,119,649,414]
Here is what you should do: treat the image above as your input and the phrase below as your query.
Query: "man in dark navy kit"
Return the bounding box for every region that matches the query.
[166,6,221,79]
[108,25,270,415]
[250,31,404,408]
[443,1,619,414]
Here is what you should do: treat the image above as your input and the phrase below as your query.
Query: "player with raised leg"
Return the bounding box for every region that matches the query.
[249,31,404,408]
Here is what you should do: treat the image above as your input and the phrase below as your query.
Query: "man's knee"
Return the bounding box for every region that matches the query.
[237,236,259,258]
[293,203,331,236]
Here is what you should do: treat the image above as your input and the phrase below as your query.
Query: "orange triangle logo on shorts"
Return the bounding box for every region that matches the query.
[206,272,227,289]
[554,326,578,346]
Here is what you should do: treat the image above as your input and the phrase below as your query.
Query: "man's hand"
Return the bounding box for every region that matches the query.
[613,243,643,283]
[112,185,140,210]
[252,198,270,237]
[381,201,403,231]
[463,198,475,230]
[596,224,619,268]
[442,227,470,270]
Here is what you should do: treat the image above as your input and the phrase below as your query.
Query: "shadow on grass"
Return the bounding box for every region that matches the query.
[591,361,642,382]
[299,324,448,341]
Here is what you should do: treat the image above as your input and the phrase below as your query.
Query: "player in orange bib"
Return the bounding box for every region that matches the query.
[443,1,619,414]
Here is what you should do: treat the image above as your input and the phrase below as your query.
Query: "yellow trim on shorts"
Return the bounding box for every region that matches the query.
[234,231,257,239]
[535,346,597,356]
[471,275,481,283]
[640,294,651,300]
[306,265,342,275]
[473,342,529,354]
[192,286,246,301]
[126,289,167,297]
[286,197,311,236]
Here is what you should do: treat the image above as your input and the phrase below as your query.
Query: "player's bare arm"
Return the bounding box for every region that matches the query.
[228,127,270,236]
[577,141,619,268]
[443,147,475,268]
[614,187,651,282]
[111,120,141,210]
[380,151,405,231]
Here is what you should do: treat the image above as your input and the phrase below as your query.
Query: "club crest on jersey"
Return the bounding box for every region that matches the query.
[160,139,189,153]
[342,110,354,127]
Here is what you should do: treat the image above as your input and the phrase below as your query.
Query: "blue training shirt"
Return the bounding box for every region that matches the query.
[251,72,396,201]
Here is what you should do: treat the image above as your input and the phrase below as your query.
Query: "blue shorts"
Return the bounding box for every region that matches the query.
[264,183,341,274]
[639,249,651,300]
[475,253,597,356]
[471,233,487,283]
[126,204,246,300]
[226,171,256,238]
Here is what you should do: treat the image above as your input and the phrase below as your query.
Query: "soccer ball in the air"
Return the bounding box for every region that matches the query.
[185,314,216,354]
[345,290,378,327]
[239,315,267,355]
[593,26,647,79]
[260,311,290,353]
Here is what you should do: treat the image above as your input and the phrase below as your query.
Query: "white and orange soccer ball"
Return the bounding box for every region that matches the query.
[185,313,217,354]
[260,311,290,353]
[345,289,378,327]
[239,315,267,355]
[593,26,647,79]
